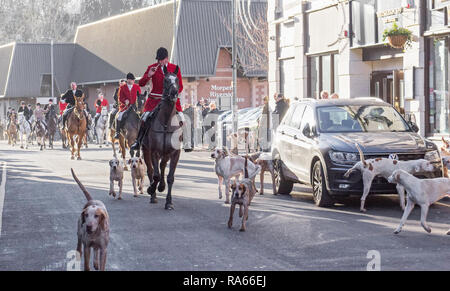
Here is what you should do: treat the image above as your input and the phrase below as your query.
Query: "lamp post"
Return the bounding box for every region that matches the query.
[231,0,238,146]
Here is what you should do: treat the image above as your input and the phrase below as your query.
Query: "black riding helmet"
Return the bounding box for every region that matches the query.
[156,47,169,61]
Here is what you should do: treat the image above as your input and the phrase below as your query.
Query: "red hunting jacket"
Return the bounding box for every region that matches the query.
[139,63,183,113]
[59,102,68,115]
[118,83,141,112]
[95,98,109,113]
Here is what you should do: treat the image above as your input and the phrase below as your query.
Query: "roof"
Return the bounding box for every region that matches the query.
[74,1,175,78]
[74,0,267,78]
[0,43,14,96]
[297,97,388,107]
[0,43,124,98]
[175,0,267,78]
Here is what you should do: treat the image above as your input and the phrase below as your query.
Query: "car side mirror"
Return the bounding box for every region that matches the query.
[303,124,316,138]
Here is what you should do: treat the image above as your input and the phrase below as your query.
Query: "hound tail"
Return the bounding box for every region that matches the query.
[355,143,366,166]
[71,168,93,202]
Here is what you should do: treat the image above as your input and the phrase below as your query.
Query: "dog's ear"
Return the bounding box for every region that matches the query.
[97,209,109,232]
[139,158,144,165]
[81,208,87,224]
[128,159,132,165]
[109,160,113,167]
[395,171,401,182]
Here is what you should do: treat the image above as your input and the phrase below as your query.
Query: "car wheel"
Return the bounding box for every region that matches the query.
[274,159,294,195]
[312,160,334,207]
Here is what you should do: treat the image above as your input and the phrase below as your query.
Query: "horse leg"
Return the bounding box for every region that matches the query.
[165,152,181,210]
[158,157,169,193]
[77,134,84,160]
[148,154,160,203]
[69,133,75,160]
[143,149,156,203]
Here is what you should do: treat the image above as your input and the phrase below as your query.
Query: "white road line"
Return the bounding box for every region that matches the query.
[0,162,7,236]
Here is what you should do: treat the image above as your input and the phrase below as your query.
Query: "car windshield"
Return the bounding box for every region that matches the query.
[317,105,410,133]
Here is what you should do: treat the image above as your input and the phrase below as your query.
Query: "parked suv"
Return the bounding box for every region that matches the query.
[272,98,443,207]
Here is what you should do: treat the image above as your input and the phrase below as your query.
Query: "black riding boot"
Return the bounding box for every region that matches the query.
[114,118,122,139]
[130,120,147,152]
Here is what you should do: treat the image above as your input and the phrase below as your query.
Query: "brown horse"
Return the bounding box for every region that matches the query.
[110,107,140,171]
[66,95,87,160]
[7,115,18,147]
[142,67,183,210]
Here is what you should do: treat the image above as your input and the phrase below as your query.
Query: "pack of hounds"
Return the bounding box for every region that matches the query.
[70,139,450,271]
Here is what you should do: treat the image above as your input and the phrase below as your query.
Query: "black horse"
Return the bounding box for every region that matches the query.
[142,66,183,210]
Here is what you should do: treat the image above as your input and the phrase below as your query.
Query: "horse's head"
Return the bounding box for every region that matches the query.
[162,66,180,103]
[101,106,108,116]
[75,94,85,110]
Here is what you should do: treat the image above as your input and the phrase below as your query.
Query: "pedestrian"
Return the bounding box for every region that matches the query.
[114,73,141,139]
[207,103,220,149]
[18,101,31,122]
[273,93,289,128]
[183,104,195,151]
[259,96,271,152]
[320,91,330,100]
[131,47,189,152]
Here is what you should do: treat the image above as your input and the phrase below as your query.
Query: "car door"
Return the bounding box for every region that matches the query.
[290,105,316,182]
[275,104,296,167]
[282,104,305,174]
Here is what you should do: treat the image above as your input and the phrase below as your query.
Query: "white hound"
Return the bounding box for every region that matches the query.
[344,143,435,212]
[388,170,450,235]
[211,148,261,204]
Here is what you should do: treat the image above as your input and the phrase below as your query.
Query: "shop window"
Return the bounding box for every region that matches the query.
[427,0,447,30]
[40,74,59,97]
[308,54,339,99]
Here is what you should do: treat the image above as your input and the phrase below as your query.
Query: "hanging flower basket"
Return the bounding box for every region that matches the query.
[382,22,413,49]
[387,34,409,49]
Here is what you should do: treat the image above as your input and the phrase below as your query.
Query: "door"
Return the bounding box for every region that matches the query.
[281,104,305,172]
[371,71,393,105]
[291,105,316,182]
[371,70,405,113]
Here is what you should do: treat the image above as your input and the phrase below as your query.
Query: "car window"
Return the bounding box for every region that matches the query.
[289,104,306,129]
[300,106,315,133]
[281,104,296,126]
[317,105,409,133]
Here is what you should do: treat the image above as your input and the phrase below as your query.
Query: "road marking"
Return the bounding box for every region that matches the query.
[0,162,7,236]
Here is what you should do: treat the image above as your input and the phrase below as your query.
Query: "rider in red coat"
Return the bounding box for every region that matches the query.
[131,47,188,152]
[114,73,141,139]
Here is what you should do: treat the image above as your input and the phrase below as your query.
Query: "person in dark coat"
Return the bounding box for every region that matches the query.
[273,94,289,128]
[183,104,195,151]
[18,101,32,127]
[61,82,90,129]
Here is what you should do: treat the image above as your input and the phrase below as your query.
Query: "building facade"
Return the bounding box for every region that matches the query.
[75,0,268,111]
[269,0,450,139]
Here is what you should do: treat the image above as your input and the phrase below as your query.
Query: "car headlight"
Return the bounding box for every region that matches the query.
[424,150,441,162]
[329,151,359,164]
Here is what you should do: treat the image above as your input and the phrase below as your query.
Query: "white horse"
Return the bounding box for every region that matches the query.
[96,107,109,148]
[18,112,32,149]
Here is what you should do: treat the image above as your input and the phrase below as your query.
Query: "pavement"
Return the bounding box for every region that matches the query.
[0,140,450,271]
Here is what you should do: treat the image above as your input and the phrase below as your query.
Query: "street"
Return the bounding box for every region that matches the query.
[0,140,450,271]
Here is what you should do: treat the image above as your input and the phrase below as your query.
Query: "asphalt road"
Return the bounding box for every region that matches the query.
[0,140,449,271]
